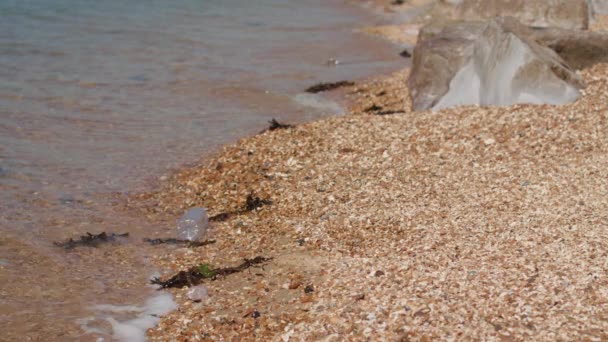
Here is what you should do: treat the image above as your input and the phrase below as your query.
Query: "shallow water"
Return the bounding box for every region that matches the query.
[0,0,403,339]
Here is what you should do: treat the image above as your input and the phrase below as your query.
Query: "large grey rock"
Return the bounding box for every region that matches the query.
[531,28,608,70]
[415,19,608,71]
[408,17,584,111]
[589,0,608,15]
[453,0,590,30]
[408,21,484,110]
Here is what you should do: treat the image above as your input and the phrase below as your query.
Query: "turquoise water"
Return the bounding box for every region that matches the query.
[0,0,402,339]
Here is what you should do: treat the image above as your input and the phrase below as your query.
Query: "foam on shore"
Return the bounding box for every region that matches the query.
[79,292,176,342]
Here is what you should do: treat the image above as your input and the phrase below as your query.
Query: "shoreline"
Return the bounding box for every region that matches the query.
[1,0,408,340]
[132,3,414,341]
[131,0,410,223]
[138,2,608,341]
[129,0,413,340]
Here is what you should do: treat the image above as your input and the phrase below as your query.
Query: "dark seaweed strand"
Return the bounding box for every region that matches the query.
[305,81,355,93]
[209,193,272,222]
[54,232,129,250]
[268,118,293,131]
[151,256,273,289]
[143,238,216,247]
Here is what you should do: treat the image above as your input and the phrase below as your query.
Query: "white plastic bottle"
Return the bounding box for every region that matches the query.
[176,207,209,241]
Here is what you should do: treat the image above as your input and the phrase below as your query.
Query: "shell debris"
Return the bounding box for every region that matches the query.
[134,57,608,340]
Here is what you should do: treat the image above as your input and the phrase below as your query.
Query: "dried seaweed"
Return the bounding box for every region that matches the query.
[151,256,273,289]
[267,118,293,131]
[151,269,202,289]
[364,104,383,113]
[245,194,272,211]
[260,119,294,134]
[54,232,129,250]
[209,212,231,222]
[365,104,404,115]
[376,110,405,116]
[143,238,216,248]
[399,49,412,58]
[210,193,272,222]
[305,81,354,93]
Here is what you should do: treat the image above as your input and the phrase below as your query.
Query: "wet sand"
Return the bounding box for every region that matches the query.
[136,4,608,341]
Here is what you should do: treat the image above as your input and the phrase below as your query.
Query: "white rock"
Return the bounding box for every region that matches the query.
[590,0,608,15]
[431,17,582,110]
[187,285,208,302]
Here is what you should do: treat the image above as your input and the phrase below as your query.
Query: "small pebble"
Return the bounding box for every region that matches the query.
[187,285,208,302]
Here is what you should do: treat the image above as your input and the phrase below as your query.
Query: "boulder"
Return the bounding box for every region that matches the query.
[453,0,590,30]
[589,0,608,15]
[408,21,484,110]
[414,19,608,71]
[531,28,608,70]
[409,17,584,111]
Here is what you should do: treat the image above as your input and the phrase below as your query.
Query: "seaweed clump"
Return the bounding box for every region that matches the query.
[143,238,216,248]
[259,118,294,134]
[151,256,273,289]
[209,193,272,222]
[363,104,405,116]
[364,104,383,113]
[399,49,412,58]
[245,194,272,211]
[376,110,405,116]
[305,81,355,93]
[54,232,129,250]
[267,118,293,131]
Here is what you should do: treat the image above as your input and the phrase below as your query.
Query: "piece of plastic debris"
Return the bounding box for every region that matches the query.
[325,58,340,66]
[187,285,208,302]
[176,207,209,242]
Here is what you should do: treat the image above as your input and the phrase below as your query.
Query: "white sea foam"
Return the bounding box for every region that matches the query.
[79,292,176,342]
[294,93,345,115]
[104,293,176,342]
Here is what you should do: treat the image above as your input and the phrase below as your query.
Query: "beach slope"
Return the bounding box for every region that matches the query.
[138,60,608,340]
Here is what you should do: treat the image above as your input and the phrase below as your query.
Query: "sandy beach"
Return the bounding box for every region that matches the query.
[132,3,608,341]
